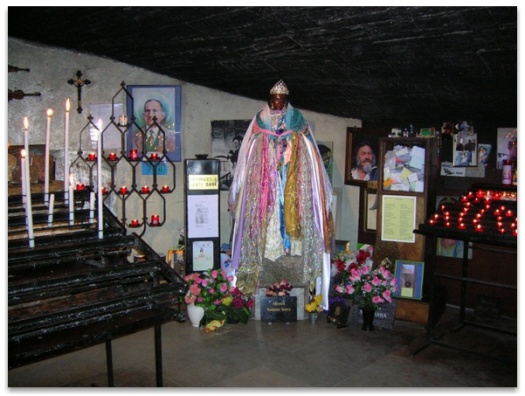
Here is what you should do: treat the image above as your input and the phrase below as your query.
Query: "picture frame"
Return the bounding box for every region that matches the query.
[344,130,379,186]
[496,128,517,169]
[394,260,424,300]
[452,132,477,167]
[126,85,182,162]
[363,188,378,232]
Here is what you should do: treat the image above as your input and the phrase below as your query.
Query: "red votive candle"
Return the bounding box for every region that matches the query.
[141,185,150,194]
[76,183,85,191]
[101,187,107,195]
[458,223,466,230]
[130,219,140,227]
[108,152,117,161]
[161,185,170,193]
[129,149,139,160]
[150,153,159,161]
[120,186,128,194]
[151,214,160,226]
[87,153,96,161]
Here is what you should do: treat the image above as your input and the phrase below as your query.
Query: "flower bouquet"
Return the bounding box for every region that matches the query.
[265,280,293,296]
[183,268,254,331]
[333,246,397,311]
[305,294,323,314]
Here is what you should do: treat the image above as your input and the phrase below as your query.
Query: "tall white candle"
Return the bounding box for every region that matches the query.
[48,193,55,226]
[89,191,95,222]
[97,124,103,239]
[44,109,53,205]
[64,99,70,204]
[21,149,35,248]
[23,117,29,206]
[20,150,27,207]
[69,174,75,225]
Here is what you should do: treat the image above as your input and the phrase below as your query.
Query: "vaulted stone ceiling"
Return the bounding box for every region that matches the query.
[8,6,517,128]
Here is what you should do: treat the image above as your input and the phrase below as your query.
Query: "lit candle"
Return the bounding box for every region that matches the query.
[97,126,103,239]
[64,98,70,205]
[120,186,128,194]
[44,109,53,205]
[150,152,159,161]
[48,193,55,227]
[89,191,95,222]
[494,209,501,216]
[141,185,150,194]
[21,149,34,248]
[129,149,138,160]
[458,223,466,230]
[69,174,75,225]
[108,152,117,161]
[161,185,170,193]
[87,152,97,161]
[76,183,85,191]
[151,214,160,226]
[505,210,513,217]
[101,186,108,195]
[130,219,140,227]
[475,224,483,232]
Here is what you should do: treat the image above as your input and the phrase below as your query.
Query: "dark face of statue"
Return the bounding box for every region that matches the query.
[270,94,287,111]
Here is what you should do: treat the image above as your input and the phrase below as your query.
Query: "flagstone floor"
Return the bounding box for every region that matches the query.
[7,306,517,389]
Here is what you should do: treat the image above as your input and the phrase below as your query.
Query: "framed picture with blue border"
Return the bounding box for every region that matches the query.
[126,85,182,162]
[394,260,424,300]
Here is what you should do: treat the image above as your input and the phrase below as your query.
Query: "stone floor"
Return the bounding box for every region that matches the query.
[7,306,517,388]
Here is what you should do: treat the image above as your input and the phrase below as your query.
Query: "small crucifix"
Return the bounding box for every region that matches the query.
[67,70,91,114]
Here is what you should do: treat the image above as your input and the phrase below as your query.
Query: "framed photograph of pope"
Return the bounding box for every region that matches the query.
[126,85,182,162]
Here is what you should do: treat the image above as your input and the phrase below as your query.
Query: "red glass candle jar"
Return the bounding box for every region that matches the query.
[76,183,85,191]
[150,153,159,161]
[129,149,139,161]
[151,214,160,226]
[161,185,170,193]
[87,153,96,161]
[130,219,140,227]
[108,152,117,161]
[119,186,128,194]
[141,185,150,194]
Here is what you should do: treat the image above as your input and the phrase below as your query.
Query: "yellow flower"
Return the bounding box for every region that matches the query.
[222,296,233,306]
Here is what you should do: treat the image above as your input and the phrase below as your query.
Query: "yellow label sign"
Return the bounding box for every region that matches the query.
[188,175,219,190]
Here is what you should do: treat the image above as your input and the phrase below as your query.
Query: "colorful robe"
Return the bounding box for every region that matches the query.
[228,103,333,308]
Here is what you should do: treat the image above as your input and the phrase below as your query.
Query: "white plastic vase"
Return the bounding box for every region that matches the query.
[187,303,205,327]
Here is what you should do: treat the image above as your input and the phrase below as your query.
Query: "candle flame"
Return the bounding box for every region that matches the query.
[66,98,71,112]
[23,117,29,130]
[21,149,27,158]
[47,109,54,117]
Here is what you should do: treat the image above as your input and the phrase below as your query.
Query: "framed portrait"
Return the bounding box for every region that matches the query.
[126,85,182,162]
[496,128,517,169]
[452,132,477,167]
[211,120,250,191]
[344,130,379,186]
[394,260,424,300]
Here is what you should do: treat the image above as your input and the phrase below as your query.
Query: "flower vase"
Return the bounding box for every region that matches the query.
[309,312,318,324]
[361,308,376,331]
[187,303,205,327]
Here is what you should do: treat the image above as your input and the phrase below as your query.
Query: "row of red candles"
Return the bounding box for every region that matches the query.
[427,195,517,236]
[129,215,161,227]
[75,184,171,194]
[85,150,160,162]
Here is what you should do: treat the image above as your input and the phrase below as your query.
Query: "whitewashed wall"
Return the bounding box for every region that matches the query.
[8,37,362,256]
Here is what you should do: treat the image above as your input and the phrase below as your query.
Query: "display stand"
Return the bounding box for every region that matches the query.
[413,183,517,361]
[184,157,220,273]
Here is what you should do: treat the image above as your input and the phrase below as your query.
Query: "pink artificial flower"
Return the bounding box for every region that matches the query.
[220,283,228,293]
[208,287,215,295]
[211,270,218,279]
[382,289,392,303]
[201,279,208,287]
[189,284,201,296]
[345,284,355,295]
[349,268,361,282]
[372,295,385,304]
[196,296,203,303]
[363,283,372,293]
[232,297,244,309]
[335,284,345,293]
[360,265,370,275]
[372,276,381,286]
[185,294,196,304]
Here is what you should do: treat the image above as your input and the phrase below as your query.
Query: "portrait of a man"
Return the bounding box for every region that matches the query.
[126,85,182,162]
[346,132,379,183]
